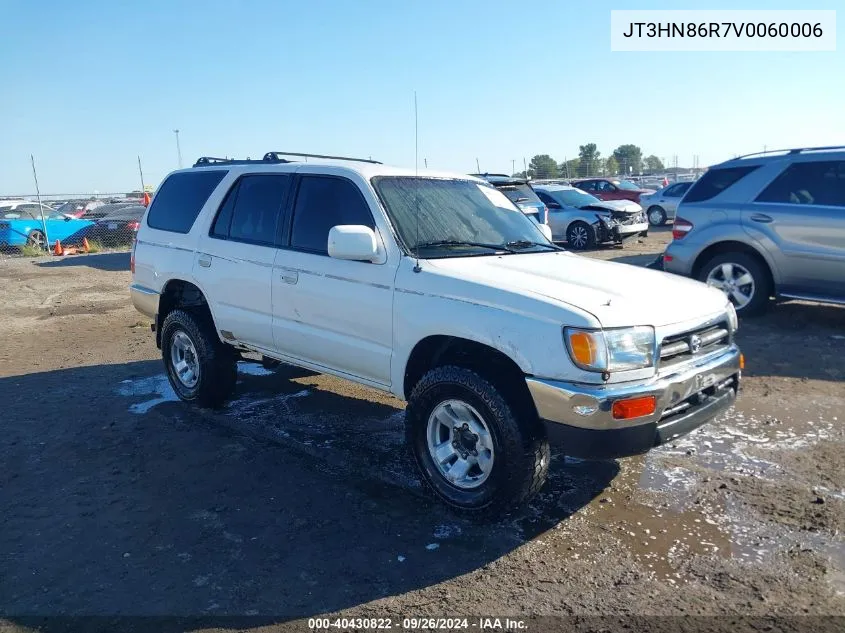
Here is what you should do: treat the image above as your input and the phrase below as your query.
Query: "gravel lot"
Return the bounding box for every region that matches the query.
[1,227,843,631]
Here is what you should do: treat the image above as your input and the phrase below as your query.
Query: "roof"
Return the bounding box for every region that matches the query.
[715,145,845,168]
[531,184,578,192]
[470,173,530,186]
[187,159,484,183]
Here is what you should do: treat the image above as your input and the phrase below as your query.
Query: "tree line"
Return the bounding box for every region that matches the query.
[516,144,670,179]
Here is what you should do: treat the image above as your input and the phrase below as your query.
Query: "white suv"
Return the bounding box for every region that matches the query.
[131,151,743,516]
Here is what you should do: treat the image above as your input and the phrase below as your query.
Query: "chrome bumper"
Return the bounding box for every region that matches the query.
[526,345,741,431]
[130,283,159,319]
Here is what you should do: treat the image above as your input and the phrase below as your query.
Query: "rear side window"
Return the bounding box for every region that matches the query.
[755,160,845,208]
[683,166,758,203]
[290,176,374,255]
[496,183,542,205]
[210,174,291,245]
[146,170,227,233]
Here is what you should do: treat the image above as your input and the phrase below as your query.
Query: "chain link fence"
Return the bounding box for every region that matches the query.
[0,192,149,257]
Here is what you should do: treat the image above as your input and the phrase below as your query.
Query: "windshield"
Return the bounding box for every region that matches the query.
[373,177,553,257]
[495,183,542,206]
[615,180,642,191]
[548,188,602,208]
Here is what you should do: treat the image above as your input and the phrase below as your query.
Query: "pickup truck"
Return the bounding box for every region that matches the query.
[130,152,742,517]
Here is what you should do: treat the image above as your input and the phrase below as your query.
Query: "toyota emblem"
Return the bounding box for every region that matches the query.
[689,334,702,354]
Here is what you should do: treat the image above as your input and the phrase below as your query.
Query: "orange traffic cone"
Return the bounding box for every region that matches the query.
[82,237,90,253]
[53,240,64,256]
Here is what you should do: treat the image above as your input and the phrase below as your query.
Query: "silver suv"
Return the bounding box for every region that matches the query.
[662,146,845,316]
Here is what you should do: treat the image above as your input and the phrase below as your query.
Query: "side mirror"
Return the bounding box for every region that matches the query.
[538,224,553,241]
[328,225,379,262]
[547,202,562,210]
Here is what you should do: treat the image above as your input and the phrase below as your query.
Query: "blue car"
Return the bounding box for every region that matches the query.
[0,200,94,250]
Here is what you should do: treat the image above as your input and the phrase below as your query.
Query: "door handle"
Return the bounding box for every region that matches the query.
[280,271,298,284]
[198,254,212,268]
[750,213,773,223]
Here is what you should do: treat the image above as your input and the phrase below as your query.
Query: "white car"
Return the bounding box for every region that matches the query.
[639,181,694,226]
[532,184,648,249]
[130,152,742,516]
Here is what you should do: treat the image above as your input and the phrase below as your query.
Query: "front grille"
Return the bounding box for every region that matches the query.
[659,320,731,369]
[612,211,645,225]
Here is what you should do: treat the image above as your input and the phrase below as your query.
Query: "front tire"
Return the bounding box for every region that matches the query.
[698,251,771,317]
[406,366,549,517]
[160,309,237,408]
[647,206,667,226]
[27,230,46,250]
[566,221,596,250]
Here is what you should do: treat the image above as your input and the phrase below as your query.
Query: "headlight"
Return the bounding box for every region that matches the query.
[726,302,739,332]
[564,326,656,372]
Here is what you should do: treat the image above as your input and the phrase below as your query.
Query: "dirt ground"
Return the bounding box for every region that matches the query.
[1,227,843,632]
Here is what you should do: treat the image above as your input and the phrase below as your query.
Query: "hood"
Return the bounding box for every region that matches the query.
[579,199,642,213]
[427,252,728,329]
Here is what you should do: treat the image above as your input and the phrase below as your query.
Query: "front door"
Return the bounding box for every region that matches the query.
[272,174,395,386]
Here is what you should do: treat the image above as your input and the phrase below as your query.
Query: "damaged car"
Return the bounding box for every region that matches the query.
[533,184,648,250]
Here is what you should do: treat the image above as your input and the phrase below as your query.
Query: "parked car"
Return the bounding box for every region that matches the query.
[0,201,94,249]
[639,181,694,226]
[662,146,845,316]
[470,174,547,224]
[571,178,655,204]
[130,151,741,516]
[64,204,145,247]
[53,199,106,219]
[533,184,648,249]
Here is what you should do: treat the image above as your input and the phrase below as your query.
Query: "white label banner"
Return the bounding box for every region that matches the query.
[610,10,836,51]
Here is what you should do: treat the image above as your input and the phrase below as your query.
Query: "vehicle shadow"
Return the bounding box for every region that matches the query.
[35,251,130,272]
[0,361,618,626]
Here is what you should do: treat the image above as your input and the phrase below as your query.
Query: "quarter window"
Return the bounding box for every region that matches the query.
[147,170,227,233]
[684,166,758,203]
[290,176,375,255]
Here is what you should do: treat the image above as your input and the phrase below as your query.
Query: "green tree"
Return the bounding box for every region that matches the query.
[644,155,665,173]
[604,155,620,176]
[559,158,580,179]
[612,144,643,175]
[578,143,601,177]
[528,154,559,179]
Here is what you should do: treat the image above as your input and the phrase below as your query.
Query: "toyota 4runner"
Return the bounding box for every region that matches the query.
[131,151,743,516]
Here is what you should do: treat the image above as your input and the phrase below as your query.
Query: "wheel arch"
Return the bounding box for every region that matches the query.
[692,240,777,293]
[156,277,217,348]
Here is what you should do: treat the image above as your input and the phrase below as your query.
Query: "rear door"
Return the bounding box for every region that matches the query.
[194,174,292,351]
[595,180,619,201]
[748,159,845,297]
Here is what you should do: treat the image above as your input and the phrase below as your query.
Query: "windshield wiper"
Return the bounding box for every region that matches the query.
[505,239,563,251]
[413,240,517,253]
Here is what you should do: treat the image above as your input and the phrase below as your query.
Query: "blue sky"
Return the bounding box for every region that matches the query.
[1,0,842,194]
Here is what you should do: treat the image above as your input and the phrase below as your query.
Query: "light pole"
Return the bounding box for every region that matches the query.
[173,129,182,168]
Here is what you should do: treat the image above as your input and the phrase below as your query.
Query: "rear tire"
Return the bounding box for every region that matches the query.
[161,309,237,408]
[698,251,771,317]
[566,221,596,250]
[647,206,667,226]
[406,366,549,518]
[27,230,46,250]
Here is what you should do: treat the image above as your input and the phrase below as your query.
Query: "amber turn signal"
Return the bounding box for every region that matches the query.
[740,353,745,370]
[612,396,656,420]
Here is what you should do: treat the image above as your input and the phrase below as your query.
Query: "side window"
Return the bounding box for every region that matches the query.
[756,161,845,208]
[663,184,680,197]
[146,170,227,233]
[17,205,40,219]
[598,181,616,192]
[578,181,596,192]
[535,190,553,205]
[684,166,758,203]
[290,176,375,255]
[211,175,290,245]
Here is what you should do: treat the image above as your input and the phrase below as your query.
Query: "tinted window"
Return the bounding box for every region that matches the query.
[227,175,290,245]
[146,170,227,233]
[755,160,845,207]
[597,181,615,192]
[535,190,557,206]
[495,183,542,205]
[684,166,758,203]
[290,176,374,255]
[578,181,597,191]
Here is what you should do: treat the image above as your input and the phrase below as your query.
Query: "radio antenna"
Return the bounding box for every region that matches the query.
[413,90,421,273]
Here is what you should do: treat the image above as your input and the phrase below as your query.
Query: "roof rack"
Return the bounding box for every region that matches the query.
[263,151,381,164]
[193,155,291,167]
[731,145,845,161]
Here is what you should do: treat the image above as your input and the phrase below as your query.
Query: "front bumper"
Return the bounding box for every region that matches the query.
[617,221,649,236]
[526,345,741,459]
